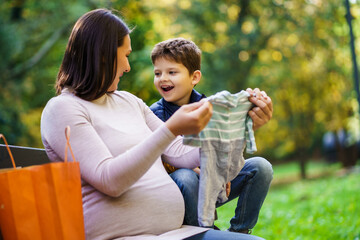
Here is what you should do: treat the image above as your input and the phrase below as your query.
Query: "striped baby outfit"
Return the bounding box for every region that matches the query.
[183,90,257,227]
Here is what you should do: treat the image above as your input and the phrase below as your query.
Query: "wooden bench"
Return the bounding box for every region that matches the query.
[0,144,50,239]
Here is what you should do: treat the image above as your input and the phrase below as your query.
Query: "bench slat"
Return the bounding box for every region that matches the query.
[0,144,50,169]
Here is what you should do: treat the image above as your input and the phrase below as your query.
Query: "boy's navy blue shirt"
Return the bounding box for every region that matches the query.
[150,89,206,122]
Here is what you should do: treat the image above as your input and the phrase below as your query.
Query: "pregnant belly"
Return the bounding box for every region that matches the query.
[83,175,185,239]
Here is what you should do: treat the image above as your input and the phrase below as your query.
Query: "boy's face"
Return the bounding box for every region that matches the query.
[153,57,200,106]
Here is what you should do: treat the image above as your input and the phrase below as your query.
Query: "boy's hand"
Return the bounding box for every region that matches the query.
[246,88,273,131]
[193,167,201,175]
[226,182,231,197]
[165,100,213,136]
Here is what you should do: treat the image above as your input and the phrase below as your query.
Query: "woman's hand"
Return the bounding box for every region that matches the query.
[165,100,213,136]
[246,88,273,131]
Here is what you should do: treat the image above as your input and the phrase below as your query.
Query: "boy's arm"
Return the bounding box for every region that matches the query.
[246,88,273,131]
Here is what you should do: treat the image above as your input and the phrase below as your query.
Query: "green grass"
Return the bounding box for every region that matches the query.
[215,161,360,240]
[271,161,342,185]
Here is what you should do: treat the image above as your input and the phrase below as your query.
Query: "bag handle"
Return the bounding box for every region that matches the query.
[64,126,76,163]
[0,134,16,169]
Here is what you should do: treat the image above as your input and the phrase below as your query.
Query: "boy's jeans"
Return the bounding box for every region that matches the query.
[170,157,273,231]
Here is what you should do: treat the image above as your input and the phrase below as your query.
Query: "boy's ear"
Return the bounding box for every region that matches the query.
[191,70,202,86]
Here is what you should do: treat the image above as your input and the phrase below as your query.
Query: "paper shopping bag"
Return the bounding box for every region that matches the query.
[0,126,85,240]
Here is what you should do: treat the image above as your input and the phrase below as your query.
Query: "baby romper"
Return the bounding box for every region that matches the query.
[183,90,257,227]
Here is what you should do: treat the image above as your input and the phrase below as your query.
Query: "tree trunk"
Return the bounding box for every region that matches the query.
[11,0,25,21]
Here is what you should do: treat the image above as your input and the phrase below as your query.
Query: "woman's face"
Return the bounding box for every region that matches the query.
[108,34,132,92]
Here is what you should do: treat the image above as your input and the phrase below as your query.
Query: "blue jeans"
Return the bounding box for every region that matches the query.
[170,157,273,231]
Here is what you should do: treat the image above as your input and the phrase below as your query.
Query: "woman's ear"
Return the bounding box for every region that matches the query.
[191,70,202,86]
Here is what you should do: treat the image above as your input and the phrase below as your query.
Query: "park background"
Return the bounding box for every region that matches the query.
[0,0,359,239]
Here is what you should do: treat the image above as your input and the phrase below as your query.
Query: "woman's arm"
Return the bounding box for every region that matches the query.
[161,136,200,169]
[41,96,176,197]
[41,95,211,197]
[144,101,212,169]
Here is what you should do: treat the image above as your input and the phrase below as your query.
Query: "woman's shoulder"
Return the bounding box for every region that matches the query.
[112,90,147,108]
[43,92,90,119]
[113,90,139,100]
[44,93,80,108]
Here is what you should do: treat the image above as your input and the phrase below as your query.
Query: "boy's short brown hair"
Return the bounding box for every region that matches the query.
[151,38,201,75]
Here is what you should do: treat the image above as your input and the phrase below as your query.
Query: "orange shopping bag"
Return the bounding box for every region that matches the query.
[0,126,85,240]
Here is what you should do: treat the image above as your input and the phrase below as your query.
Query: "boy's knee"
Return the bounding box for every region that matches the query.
[170,168,199,187]
[257,157,273,182]
[248,157,273,182]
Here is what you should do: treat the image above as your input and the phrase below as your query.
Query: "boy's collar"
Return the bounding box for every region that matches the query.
[161,89,206,108]
[190,89,206,103]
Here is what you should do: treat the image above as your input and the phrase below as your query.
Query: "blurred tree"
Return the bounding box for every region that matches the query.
[119,0,358,176]
[122,0,359,176]
[0,0,91,146]
[0,0,359,176]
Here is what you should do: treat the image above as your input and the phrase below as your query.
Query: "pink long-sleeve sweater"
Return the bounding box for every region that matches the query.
[40,89,208,240]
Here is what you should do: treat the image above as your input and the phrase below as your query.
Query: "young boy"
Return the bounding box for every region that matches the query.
[150,38,206,122]
[150,38,273,234]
